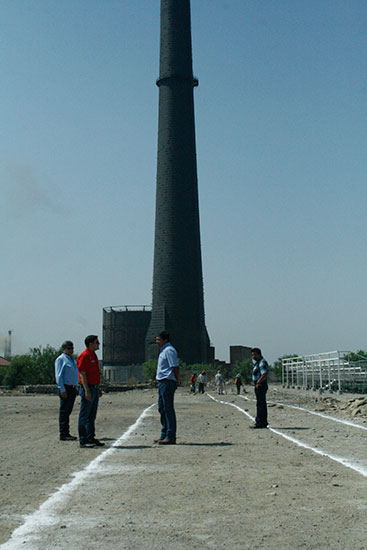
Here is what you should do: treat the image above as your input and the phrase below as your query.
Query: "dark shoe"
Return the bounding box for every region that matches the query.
[92,439,105,447]
[79,442,96,448]
[153,438,165,443]
[249,424,267,429]
[158,438,176,445]
[60,435,77,441]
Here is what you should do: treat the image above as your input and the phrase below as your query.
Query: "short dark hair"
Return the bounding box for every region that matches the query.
[251,347,262,356]
[158,331,170,342]
[85,335,98,347]
[62,340,73,350]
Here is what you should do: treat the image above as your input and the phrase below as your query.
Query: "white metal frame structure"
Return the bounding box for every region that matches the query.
[282,350,367,392]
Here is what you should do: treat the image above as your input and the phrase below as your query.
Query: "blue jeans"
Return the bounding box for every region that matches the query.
[158,379,177,441]
[255,382,268,427]
[78,386,99,444]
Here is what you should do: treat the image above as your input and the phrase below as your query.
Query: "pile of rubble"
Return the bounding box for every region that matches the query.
[341,397,367,417]
[311,395,367,418]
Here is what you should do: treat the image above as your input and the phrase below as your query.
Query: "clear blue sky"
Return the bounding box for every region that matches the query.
[1,1,366,363]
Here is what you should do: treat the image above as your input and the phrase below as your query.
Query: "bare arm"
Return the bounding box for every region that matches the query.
[256,372,268,388]
[172,366,181,386]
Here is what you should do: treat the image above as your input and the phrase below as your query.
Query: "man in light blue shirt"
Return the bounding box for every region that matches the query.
[155,331,180,445]
[55,340,79,441]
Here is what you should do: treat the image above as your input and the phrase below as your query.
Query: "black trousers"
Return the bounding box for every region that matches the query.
[59,385,77,437]
[254,383,268,427]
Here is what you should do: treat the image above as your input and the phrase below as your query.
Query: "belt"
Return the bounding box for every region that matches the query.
[64,384,77,388]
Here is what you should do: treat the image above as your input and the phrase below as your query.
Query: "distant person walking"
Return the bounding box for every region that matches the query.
[250,348,270,429]
[77,335,104,448]
[234,373,243,395]
[154,331,180,445]
[198,371,206,394]
[55,340,79,441]
[215,371,224,395]
[190,371,197,393]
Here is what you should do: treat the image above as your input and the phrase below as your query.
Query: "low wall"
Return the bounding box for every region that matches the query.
[0,383,153,395]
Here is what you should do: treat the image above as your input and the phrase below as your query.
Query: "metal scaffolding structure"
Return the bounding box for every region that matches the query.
[282,350,367,392]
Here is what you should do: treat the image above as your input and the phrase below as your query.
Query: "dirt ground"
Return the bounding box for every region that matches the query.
[0,384,366,549]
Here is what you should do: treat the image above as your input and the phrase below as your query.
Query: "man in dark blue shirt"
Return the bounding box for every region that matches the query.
[250,347,270,429]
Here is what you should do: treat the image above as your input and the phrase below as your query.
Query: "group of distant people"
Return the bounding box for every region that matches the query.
[190,371,207,394]
[56,332,270,448]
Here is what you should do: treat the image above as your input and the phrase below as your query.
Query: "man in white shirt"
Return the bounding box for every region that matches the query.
[197,371,206,394]
[215,371,224,395]
[154,331,180,445]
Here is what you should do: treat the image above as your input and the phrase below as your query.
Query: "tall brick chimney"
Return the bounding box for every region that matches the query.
[145,0,210,364]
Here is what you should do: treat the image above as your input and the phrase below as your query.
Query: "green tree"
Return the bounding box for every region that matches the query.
[272,354,298,381]
[3,345,60,388]
[3,354,37,387]
[231,358,253,384]
[142,359,158,382]
[0,364,9,385]
[30,345,60,384]
[142,359,214,384]
[180,363,214,384]
[344,350,367,362]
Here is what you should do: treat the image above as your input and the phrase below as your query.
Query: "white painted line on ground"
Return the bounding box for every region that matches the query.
[207,393,255,422]
[207,394,367,478]
[267,426,367,478]
[239,394,367,431]
[0,403,156,550]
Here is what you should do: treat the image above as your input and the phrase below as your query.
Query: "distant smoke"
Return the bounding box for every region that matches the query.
[3,162,61,217]
[0,334,10,356]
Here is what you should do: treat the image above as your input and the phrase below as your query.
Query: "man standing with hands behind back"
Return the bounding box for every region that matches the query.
[55,340,79,441]
[250,347,270,429]
[77,335,105,448]
[154,331,180,445]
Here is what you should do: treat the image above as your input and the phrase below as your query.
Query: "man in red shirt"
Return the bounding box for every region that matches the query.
[77,335,104,448]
